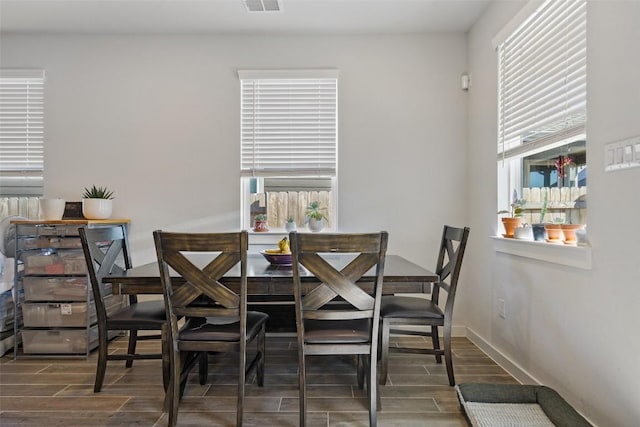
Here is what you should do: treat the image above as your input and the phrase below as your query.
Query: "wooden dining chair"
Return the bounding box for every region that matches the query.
[378,225,470,386]
[290,231,388,427]
[79,225,167,393]
[153,230,268,427]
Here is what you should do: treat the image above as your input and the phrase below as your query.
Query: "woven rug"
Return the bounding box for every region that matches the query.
[464,402,555,427]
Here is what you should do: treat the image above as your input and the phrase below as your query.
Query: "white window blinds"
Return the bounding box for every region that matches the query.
[0,69,45,196]
[497,0,586,160]
[239,70,338,177]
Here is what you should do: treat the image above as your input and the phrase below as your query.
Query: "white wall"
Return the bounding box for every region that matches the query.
[8,4,638,424]
[465,1,640,426]
[0,33,468,265]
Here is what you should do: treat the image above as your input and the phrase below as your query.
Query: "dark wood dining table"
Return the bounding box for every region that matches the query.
[104,253,438,332]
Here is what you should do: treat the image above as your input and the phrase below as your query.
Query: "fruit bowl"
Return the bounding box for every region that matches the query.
[260,250,293,266]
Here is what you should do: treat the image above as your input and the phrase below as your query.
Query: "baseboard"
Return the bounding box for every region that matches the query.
[452,325,467,337]
[464,327,540,385]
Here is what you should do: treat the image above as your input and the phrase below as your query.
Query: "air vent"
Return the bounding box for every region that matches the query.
[243,0,280,12]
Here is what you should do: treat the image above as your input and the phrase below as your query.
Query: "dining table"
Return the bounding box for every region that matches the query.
[104,253,438,332]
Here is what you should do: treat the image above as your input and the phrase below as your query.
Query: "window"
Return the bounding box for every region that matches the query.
[239,70,338,231]
[0,69,45,197]
[495,0,587,227]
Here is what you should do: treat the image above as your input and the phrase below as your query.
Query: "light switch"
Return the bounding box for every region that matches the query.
[606,149,615,165]
[605,135,640,172]
[624,145,633,162]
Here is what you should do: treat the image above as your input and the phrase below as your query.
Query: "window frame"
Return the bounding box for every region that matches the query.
[495,0,587,237]
[238,69,339,232]
[0,69,45,197]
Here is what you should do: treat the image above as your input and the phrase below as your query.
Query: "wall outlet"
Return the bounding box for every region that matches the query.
[498,298,506,319]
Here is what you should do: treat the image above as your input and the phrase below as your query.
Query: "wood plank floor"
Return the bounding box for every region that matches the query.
[0,335,518,426]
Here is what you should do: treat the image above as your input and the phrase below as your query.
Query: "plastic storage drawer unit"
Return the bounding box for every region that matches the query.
[22,326,99,354]
[23,277,89,302]
[22,295,124,327]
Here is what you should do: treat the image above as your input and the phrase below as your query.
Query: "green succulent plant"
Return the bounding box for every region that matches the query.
[539,191,548,223]
[305,201,328,221]
[255,214,267,221]
[82,185,114,200]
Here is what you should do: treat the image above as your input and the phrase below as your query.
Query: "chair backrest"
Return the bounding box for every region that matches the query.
[153,230,248,341]
[289,231,388,333]
[79,225,133,325]
[431,225,470,318]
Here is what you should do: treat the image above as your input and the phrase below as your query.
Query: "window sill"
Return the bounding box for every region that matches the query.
[491,236,592,270]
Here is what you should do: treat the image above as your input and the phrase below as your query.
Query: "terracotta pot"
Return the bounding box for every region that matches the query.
[560,224,585,244]
[501,217,522,238]
[544,224,563,242]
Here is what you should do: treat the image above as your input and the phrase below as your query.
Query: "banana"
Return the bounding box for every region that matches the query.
[278,237,291,254]
[264,237,291,255]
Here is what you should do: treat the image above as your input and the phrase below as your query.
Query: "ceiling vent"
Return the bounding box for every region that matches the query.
[243,0,280,12]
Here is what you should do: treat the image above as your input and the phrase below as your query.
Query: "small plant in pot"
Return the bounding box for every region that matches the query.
[560,222,585,245]
[532,191,548,241]
[544,219,564,243]
[253,214,269,232]
[498,199,524,238]
[305,201,328,232]
[285,217,297,232]
[82,185,114,219]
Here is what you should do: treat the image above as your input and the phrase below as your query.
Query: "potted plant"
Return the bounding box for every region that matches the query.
[82,185,114,219]
[532,191,548,241]
[560,223,585,245]
[253,214,269,232]
[498,199,523,238]
[305,201,328,232]
[544,217,565,243]
[285,217,297,232]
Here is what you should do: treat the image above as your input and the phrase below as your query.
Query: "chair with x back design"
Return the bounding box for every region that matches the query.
[290,231,388,427]
[153,230,268,427]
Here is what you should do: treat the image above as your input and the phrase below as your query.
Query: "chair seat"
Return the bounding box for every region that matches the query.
[304,319,371,344]
[107,300,166,329]
[381,295,444,319]
[179,311,269,342]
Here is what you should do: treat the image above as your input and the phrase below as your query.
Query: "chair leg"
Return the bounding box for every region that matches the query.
[198,352,208,385]
[167,348,181,427]
[257,324,266,387]
[431,325,442,364]
[379,319,390,385]
[94,327,109,393]
[367,354,378,427]
[443,325,455,386]
[237,342,247,427]
[298,352,306,427]
[178,351,191,399]
[125,329,138,368]
[357,354,365,389]
[161,325,170,392]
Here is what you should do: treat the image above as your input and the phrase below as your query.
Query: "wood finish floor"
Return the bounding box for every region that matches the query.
[0,335,518,426]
